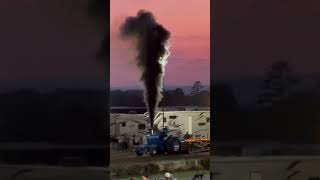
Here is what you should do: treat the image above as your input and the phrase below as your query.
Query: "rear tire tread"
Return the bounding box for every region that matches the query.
[166,136,180,154]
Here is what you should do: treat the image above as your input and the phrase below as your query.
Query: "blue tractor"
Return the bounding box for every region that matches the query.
[135,127,190,156]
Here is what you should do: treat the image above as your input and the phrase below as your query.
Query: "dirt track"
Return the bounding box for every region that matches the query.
[111,150,210,166]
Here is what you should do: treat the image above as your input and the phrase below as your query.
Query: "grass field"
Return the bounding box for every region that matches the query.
[113,170,210,180]
[0,165,108,180]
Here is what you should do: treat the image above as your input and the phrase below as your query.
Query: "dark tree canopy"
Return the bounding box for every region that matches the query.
[257,60,299,107]
[110,88,210,107]
[0,89,106,144]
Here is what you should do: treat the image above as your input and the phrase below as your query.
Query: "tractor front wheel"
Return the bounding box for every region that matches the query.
[149,149,157,156]
[136,151,144,157]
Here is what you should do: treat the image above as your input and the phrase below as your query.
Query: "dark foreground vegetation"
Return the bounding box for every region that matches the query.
[0,88,106,143]
[0,88,107,166]
[112,159,210,178]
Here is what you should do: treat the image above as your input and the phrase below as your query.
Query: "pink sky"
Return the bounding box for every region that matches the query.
[110,0,210,88]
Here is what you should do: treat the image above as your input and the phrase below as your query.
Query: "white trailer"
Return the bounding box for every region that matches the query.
[110,110,211,139]
[152,111,210,139]
[110,114,148,137]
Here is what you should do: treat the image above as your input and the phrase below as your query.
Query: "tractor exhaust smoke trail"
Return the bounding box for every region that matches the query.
[120,10,171,131]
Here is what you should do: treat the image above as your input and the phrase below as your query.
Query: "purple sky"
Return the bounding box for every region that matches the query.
[214,0,320,80]
[2,0,318,90]
[0,0,105,90]
[110,0,210,88]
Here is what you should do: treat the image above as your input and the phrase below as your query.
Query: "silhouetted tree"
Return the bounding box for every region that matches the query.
[257,60,299,107]
[173,88,185,97]
[213,83,240,140]
[261,90,320,143]
[190,81,204,96]
[110,88,210,107]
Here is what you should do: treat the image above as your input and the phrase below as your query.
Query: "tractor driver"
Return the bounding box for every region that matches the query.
[184,131,191,139]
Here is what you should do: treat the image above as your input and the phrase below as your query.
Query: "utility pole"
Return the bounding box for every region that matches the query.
[162,78,165,128]
[162,95,165,127]
[114,118,117,137]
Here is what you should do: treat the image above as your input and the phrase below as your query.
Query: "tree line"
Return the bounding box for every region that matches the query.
[213,60,320,144]
[110,88,210,107]
[0,89,106,144]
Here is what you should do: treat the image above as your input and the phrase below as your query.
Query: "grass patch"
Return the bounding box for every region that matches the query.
[113,170,209,180]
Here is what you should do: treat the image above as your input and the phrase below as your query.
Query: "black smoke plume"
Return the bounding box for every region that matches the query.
[120,10,170,129]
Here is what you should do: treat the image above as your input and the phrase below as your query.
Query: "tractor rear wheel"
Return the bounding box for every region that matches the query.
[166,137,180,154]
[180,142,190,154]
